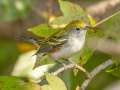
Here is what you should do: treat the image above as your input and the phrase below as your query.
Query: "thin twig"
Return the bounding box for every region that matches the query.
[80,59,113,90]
[93,10,120,27]
[53,63,90,78]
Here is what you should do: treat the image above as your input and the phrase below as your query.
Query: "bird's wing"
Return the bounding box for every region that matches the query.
[26,35,68,68]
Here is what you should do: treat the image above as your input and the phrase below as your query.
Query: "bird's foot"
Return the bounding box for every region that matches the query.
[67,59,91,79]
[55,60,67,70]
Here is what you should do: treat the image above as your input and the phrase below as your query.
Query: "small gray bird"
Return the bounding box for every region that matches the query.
[51,28,87,60]
[30,26,88,68]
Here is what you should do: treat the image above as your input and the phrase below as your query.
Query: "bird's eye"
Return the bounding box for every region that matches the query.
[76,28,80,31]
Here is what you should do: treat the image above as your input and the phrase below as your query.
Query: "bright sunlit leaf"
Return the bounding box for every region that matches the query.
[12,50,54,83]
[41,73,67,90]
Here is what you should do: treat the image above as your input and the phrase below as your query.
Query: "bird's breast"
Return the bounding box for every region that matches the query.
[50,36,85,60]
[69,36,85,52]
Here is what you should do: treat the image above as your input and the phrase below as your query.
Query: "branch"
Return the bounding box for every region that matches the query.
[53,63,90,78]
[80,59,113,90]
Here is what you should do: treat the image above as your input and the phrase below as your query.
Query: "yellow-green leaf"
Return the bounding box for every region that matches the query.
[58,0,88,22]
[106,65,120,78]
[41,74,67,90]
[0,76,40,90]
[28,24,60,38]
[50,0,89,28]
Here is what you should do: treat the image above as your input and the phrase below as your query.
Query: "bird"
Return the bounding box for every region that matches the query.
[28,21,91,68]
[50,27,87,60]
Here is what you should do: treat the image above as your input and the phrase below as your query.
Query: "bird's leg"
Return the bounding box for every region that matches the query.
[54,59,67,70]
[65,58,91,79]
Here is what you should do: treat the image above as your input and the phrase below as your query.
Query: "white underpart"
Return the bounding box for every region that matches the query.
[51,30,87,60]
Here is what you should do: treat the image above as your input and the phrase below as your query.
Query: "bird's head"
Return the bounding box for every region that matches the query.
[66,21,89,38]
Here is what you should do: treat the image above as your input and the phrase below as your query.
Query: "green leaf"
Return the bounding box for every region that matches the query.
[0,76,40,90]
[41,73,67,90]
[50,0,89,27]
[50,16,71,27]
[79,47,94,65]
[70,46,94,65]
[106,56,120,78]
[59,70,76,90]
[59,0,84,16]
[28,24,60,38]
[106,65,120,78]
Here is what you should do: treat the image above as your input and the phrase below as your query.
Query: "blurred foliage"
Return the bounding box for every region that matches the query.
[106,64,120,78]
[92,10,120,78]
[0,0,31,22]
[0,0,120,90]
[95,10,120,42]
[0,40,19,74]
[0,76,40,90]
[17,42,36,53]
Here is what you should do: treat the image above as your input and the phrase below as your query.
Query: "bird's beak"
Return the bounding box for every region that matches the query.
[90,28,96,32]
[84,26,96,32]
